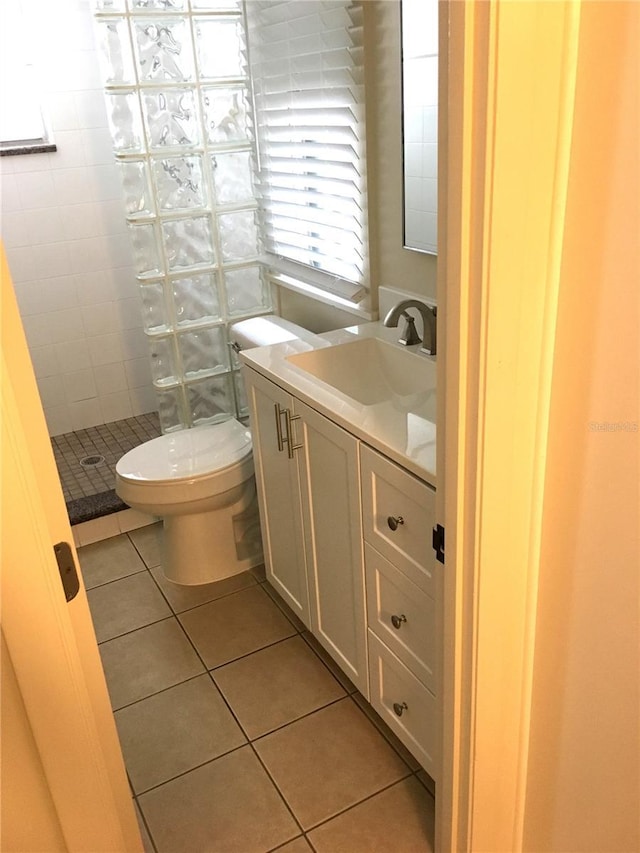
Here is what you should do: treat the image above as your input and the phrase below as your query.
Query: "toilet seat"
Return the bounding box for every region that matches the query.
[116,419,253,506]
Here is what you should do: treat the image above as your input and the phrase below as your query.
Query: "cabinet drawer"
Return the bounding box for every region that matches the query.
[365,543,437,694]
[368,631,439,780]
[361,445,436,595]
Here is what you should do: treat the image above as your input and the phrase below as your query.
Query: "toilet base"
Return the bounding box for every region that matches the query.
[161,483,263,585]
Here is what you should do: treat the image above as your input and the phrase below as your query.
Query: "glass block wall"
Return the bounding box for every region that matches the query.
[93,0,271,432]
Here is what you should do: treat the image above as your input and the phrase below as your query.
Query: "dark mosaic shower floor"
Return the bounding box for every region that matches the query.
[52,413,161,525]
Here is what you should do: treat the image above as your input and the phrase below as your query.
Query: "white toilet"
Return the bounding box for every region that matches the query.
[115,315,311,586]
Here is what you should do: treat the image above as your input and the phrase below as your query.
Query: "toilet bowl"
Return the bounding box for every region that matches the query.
[115,315,314,586]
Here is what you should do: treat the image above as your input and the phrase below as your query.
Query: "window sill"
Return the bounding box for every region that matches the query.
[270,273,376,321]
[1,143,57,157]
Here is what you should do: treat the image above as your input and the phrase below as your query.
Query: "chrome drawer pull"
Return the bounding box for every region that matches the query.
[285,410,303,459]
[391,613,407,630]
[274,404,286,452]
[387,515,404,531]
[393,701,408,717]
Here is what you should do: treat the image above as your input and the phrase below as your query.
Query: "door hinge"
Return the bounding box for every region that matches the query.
[432,524,445,564]
[54,541,80,602]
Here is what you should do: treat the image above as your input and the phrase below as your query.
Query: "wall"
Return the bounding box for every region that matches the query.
[524,2,639,850]
[0,0,154,437]
[279,0,436,331]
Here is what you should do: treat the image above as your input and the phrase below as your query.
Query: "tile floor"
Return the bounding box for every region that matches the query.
[52,412,161,502]
[78,525,436,853]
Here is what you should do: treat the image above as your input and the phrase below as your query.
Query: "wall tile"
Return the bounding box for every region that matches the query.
[53,167,97,205]
[24,208,67,245]
[69,236,110,274]
[39,276,79,313]
[48,307,85,344]
[22,314,54,348]
[17,172,58,209]
[12,152,53,174]
[74,91,109,128]
[121,328,149,360]
[125,357,152,389]
[49,131,87,169]
[34,243,73,279]
[0,211,29,248]
[63,368,98,403]
[94,362,128,394]
[82,301,119,336]
[47,92,81,131]
[62,203,103,240]
[7,247,39,283]
[55,339,91,373]
[129,384,157,417]
[115,296,144,330]
[68,397,103,430]
[0,174,21,212]
[82,128,116,166]
[38,375,66,409]
[30,345,61,379]
[100,390,133,423]
[13,282,44,315]
[75,269,115,305]
[89,333,125,366]
[44,404,72,437]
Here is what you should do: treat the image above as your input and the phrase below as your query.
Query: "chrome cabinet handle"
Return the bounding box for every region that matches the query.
[393,701,408,717]
[274,403,286,452]
[285,410,303,459]
[391,614,407,630]
[387,515,404,531]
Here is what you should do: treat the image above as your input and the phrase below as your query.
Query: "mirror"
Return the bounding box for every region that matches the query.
[401,0,439,254]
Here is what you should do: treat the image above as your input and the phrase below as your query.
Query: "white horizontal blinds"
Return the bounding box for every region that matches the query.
[246,0,367,298]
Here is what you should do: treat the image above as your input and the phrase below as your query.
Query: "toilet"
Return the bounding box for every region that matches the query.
[115,315,311,586]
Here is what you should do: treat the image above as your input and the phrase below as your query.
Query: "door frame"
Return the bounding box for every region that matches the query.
[437,1,582,849]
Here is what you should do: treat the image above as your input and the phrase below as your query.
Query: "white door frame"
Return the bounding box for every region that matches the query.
[437,2,582,849]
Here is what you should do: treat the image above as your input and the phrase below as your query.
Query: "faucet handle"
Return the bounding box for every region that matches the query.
[398,313,422,347]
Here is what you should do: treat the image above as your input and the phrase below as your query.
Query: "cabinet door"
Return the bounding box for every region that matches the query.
[243,368,309,626]
[296,400,368,697]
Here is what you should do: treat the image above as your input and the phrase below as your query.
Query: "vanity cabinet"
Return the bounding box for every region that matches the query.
[361,446,440,779]
[243,368,309,625]
[243,366,440,777]
[244,368,369,696]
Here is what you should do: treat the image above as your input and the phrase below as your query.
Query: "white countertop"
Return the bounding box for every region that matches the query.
[239,321,437,488]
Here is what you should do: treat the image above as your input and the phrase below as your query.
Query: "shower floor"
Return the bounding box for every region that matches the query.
[52,412,161,525]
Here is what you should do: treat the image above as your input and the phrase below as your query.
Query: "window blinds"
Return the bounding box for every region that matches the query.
[245,0,368,301]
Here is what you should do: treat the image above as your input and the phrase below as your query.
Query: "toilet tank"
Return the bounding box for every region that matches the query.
[229,316,320,351]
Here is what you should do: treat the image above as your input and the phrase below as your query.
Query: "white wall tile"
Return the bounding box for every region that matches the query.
[49,131,87,170]
[81,128,115,166]
[53,167,97,205]
[39,276,79,313]
[55,339,91,373]
[0,174,21,212]
[89,333,124,366]
[24,209,67,245]
[5,0,155,437]
[61,203,103,240]
[100,391,133,424]
[63,369,98,403]
[125,357,152,389]
[94,362,128,394]
[73,514,120,546]
[75,269,115,305]
[74,91,108,129]
[45,404,73,437]
[30,345,61,379]
[47,92,81,131]
[17,172,58,209]
[129,384,157,417]
[34,243,73,279]
[68,397,103,430]
[0,211,29,248]
[81,301,119,336]
[47,307,85,344]
[37,375,66,409]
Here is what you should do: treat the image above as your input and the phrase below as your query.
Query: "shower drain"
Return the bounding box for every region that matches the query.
[79,454,105,469]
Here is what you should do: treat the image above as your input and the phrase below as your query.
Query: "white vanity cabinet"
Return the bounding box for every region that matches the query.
[361,446,441,780]
[243,363,440,777]
[243,368,310,625]
[244,367,369,696]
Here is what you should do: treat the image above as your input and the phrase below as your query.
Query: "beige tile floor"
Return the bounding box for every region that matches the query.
[79,524,435,853]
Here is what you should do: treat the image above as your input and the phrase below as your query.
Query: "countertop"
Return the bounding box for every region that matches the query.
[239,322,437,488]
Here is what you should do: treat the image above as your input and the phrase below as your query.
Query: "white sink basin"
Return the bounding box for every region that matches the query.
[286,336,434,406]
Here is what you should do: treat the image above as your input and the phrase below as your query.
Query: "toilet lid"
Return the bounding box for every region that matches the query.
[116,420,252,484]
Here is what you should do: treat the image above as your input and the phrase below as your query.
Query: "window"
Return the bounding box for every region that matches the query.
[0,2,53,153]
[246,0,368,305]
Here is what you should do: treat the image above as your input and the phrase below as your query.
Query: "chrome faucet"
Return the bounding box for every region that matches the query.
[383,299,437,355]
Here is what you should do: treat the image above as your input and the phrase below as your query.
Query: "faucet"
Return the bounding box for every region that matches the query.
[383,299,437,355]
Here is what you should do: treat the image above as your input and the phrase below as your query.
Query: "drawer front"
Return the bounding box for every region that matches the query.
[368,631,439,780]
[361,445,436,595]
[365,543,438,694]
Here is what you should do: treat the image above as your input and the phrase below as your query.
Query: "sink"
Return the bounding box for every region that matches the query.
[286,336,434,406]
